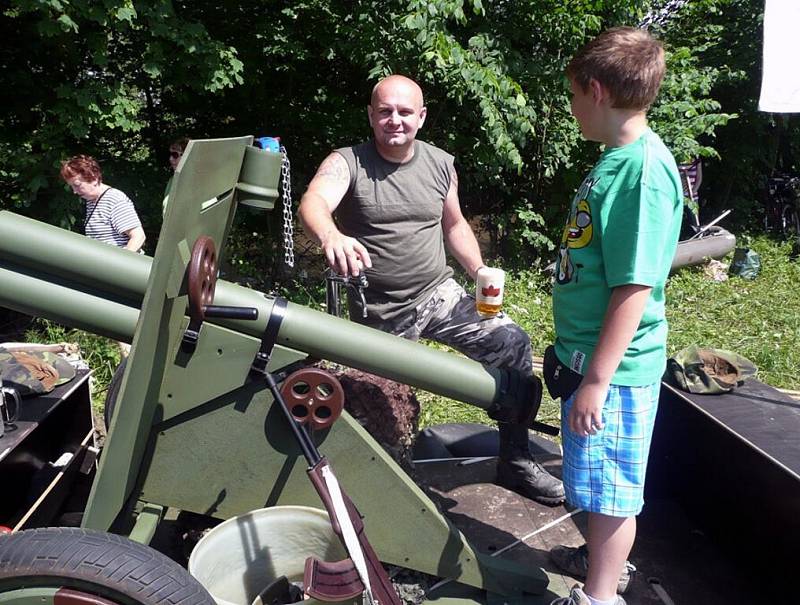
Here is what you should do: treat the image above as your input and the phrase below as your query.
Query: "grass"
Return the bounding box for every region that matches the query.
[664,236,800,388]
[22,235,799,432]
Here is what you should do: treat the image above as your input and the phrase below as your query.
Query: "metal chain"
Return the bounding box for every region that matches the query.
[280,145,295,268]
[638,0,690,30]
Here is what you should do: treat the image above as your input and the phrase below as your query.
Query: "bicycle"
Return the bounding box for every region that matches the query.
[764,173,800,236]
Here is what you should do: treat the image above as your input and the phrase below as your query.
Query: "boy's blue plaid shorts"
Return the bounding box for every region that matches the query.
[561,382,660,517]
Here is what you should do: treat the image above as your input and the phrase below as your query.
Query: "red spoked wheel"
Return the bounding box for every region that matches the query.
[280,368,345,431]
[187,236,217,323]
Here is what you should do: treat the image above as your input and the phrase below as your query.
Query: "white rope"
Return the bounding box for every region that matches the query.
[491,508,584,557]
[412,455,496,465]
[426,508,584,595]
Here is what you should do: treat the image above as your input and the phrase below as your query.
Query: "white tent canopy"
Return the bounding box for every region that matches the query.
[758,0,800,113]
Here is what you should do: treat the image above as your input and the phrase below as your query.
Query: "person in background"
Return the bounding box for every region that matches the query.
[60,155,145,253]
[163,137,189,214]
[547,27,683,605]
[298,74,565,506]
[60,154,146,357]
[168,137,189,172]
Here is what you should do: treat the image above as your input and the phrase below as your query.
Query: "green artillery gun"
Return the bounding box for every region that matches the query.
[0,137,549,605]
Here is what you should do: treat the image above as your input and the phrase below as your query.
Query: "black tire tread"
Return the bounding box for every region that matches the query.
[0,527,214,605]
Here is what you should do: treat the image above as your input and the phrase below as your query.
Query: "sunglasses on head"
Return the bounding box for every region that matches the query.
[169,151,182,159]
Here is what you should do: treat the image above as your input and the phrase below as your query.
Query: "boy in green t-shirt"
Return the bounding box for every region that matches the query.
[547,28,683,605]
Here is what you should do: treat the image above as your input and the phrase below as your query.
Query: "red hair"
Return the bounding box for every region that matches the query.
[60,155,102,183]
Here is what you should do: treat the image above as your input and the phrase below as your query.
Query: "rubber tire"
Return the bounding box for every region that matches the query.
[104,358,127,429]
[782,203,800,236]
[0,527,215,605]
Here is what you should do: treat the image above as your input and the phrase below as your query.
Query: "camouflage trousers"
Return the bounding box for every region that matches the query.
[373,278,532,374]
[371,278,535,459]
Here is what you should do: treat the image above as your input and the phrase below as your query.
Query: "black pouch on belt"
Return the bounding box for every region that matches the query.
[542,345,584,401]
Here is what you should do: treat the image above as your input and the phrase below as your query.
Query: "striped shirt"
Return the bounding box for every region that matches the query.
[84,187,142,248]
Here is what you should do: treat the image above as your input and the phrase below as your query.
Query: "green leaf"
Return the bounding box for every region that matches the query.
[115,6,136,24]
[142,63,161,78]
[56,13,78,33]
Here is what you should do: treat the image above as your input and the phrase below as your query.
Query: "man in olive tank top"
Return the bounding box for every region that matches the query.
[298,75,564,505]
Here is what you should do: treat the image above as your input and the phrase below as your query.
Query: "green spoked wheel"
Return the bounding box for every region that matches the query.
[0,528,215,605]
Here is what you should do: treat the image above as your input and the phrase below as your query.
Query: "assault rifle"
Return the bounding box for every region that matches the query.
[262,367,402,605]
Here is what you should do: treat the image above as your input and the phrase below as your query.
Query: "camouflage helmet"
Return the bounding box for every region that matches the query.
[665,345,757,395]
[0,347,76,396]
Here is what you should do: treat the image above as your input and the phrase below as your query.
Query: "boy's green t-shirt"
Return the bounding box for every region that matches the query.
[552,128,683,386]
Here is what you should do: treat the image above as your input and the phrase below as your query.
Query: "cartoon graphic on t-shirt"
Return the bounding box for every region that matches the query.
[557,176,597,285]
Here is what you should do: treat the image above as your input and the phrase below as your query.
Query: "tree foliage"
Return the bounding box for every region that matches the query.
[0,0,769,274]
[0,0,243,231]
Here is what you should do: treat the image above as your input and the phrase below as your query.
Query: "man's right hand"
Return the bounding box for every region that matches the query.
[320,230,372,277]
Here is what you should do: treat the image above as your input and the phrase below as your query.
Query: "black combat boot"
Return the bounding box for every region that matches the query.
[496,422,565,506]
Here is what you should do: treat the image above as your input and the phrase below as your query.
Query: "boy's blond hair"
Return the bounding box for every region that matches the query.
[567,26,666,110]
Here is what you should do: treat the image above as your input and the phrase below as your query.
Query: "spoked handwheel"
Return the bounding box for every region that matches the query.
[0,528,215,605]
[187,235,218,325]
[279,368,345,432]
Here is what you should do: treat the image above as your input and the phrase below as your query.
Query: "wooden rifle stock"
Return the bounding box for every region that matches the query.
[306,459,401,605]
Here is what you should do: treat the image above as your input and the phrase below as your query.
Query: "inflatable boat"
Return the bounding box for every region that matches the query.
[671,225,736,271]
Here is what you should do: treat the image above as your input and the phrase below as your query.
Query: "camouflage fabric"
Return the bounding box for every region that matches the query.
[0,347,76,396]
[372,278,532,375]
[665,345,757,395]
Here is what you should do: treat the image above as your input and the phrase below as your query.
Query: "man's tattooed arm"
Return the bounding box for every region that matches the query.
[315,153,350,184]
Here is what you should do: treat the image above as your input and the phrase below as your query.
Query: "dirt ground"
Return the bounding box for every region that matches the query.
[323,364,421,469]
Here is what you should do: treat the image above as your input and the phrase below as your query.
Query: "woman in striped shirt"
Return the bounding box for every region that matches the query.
[60,155,146,253]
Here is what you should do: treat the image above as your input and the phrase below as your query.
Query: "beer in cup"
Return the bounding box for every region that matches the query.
[476,266,504,317]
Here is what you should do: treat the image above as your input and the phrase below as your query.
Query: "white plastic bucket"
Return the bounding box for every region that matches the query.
[188,506,358,605]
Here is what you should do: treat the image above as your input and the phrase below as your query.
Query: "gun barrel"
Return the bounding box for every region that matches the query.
[0,211,499,408]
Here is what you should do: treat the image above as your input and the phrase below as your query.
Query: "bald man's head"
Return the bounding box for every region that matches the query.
[367,75,427,162]
[370,75,424,109]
